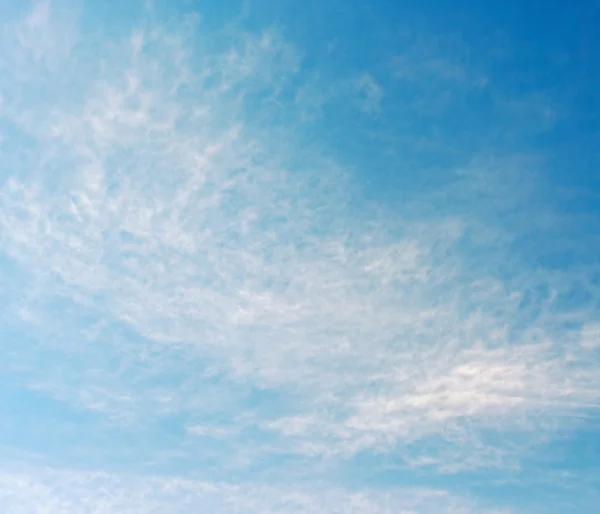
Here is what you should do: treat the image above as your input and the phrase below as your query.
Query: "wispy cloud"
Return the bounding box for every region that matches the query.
[0,465,510,514]
[0,2,599,512]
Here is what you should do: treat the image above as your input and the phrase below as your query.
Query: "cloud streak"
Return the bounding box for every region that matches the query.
[0,465,511,514]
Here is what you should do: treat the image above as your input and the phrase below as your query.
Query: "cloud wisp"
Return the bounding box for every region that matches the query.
[0,2,599,512]
[0,465,513,514]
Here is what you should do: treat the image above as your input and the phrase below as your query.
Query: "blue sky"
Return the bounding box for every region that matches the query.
[0,0,599,512]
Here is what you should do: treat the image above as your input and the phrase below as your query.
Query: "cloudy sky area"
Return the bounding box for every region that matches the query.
[0,0,599,512]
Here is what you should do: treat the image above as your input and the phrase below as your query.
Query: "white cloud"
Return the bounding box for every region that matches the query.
[0,0,77,73]
[0,466,510,514]
[581,323,600,350]
[0,0,599,480]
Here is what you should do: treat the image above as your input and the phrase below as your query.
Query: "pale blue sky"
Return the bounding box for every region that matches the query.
[0,0,599,512]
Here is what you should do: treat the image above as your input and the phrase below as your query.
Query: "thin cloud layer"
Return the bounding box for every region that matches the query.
[0,1,599,513]
[0,466,513,514]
